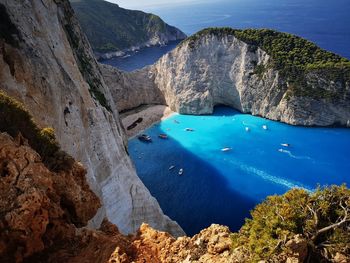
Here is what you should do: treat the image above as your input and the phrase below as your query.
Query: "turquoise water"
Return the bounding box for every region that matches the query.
[129,107,350,235]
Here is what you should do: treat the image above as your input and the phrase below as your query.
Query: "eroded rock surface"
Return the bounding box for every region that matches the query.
[151,34,350,126]
[103,32,350,127]
[100,64,165,112]
[0,0,183,236]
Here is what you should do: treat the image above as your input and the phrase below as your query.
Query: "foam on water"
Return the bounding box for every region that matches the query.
[128,107,350,235]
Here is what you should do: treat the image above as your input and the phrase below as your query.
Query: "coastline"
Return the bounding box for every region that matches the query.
[96,40,184,61]
[121,105,175,138]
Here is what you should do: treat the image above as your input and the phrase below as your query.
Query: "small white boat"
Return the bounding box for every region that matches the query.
[221,147,232,152]
[245,127,250,132]
[262,125,268,130]
[278,149,284,153]
[178,168,183,175]
[169,165,175,170]
[281,143,290,147]
[185,128,194,132]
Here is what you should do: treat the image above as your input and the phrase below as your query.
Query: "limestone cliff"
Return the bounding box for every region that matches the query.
[105,28,350,127]
[152,29,350,126]
[100,64,165,112]
[0,0,183,237]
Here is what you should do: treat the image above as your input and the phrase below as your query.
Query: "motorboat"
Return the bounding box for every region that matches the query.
[178,168,183,175]
[138,134,152,142]
[169,165,175,170]
[262,125,268,130]
[158,134,168,139]
[185,128,194,132]
[221,147,232,152]
[245,127,250,132]
[281,143,290,147]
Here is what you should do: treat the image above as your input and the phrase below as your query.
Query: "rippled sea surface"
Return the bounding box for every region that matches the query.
[129,107,350,235]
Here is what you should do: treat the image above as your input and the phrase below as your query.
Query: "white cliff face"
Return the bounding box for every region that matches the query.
[0,0,184,237]
[100,64,165,112]
[147,34,350,126]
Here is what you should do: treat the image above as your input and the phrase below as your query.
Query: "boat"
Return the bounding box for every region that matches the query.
[221,147,232,152]
[169,165,175,170]
[138,134,152,142]
[262,125,268,130]
[185,128,194,132]
[245,127,250,132]
[178,168,183,175]
[173,120,180,124]
[158,134,168,139]
[281,143,290,147]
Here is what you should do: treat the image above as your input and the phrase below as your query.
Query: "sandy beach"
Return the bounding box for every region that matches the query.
[120,105,174,138]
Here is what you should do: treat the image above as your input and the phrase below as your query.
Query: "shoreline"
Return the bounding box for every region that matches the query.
[121,105,175,138]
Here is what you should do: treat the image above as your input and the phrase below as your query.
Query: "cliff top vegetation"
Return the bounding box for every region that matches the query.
[232,185,350,262]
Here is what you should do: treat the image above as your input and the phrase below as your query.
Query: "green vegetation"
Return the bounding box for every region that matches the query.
[0,91,73,171]
[70,0,185,53]
[183,28,350,100]
[232,185,350,262]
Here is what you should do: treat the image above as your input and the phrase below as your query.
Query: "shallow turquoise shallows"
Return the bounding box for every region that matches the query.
[128,106,350,235]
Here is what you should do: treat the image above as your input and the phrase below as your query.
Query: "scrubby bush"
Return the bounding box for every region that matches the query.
[231,185,350,262]
[0,91,73,171]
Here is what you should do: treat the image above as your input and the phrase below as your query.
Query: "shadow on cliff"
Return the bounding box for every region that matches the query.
[128,114,257,236]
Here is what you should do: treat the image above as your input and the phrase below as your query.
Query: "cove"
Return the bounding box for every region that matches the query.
[128,106,350,236]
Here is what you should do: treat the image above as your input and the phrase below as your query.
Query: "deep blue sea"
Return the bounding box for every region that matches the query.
[129,107,350,235]
[103,0,350,71]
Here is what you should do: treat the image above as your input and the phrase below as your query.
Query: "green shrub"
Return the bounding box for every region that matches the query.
[231,185,350,261]
[0,90,73,171]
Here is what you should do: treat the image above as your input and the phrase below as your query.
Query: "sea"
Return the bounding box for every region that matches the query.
[129,107,350,235]
[101,0,350,72]
[103,0,350,235]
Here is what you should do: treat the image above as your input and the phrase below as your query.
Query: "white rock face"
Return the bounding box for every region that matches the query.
[141,34,349,126]
[0,0,184,237]
[100,64,165,112]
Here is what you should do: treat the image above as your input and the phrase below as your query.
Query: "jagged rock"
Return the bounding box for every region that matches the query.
[0,0,184,237]
[285,235,308,262]
[0,132,99,262]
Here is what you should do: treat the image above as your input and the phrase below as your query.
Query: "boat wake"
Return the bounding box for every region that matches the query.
[240,164,312,192]
[278,149,312,160]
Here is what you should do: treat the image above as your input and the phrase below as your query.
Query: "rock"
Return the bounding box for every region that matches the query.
[285,235,308,262]
[0,0,184,237]
[106,30,350,127]
[0,132,99,262]
[100,63,166,112]
[333,253,349,263]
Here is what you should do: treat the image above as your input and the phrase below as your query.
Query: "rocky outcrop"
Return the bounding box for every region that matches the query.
[149,32,350,126]
[100,64,165,112]
[0,132,100,262]
[0,0,184,237]
[106,29,350,127]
